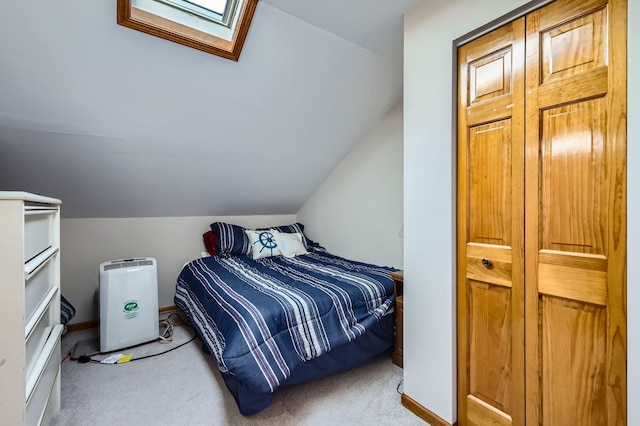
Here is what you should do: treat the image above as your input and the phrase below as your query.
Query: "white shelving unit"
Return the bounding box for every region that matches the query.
[0,192,63,425]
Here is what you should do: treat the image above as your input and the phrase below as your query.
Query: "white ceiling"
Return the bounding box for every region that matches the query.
[0,0,422,218]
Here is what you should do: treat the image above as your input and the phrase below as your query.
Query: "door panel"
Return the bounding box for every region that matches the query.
[468,281,512,413]
[467,395,513,426]
[469,120,512,245]
[541,297,607,426]
[538,251,607,306]
[466,244,512,287]
[525,0,626,424]
[540,100,606,255]
[469,49,512,105]
[458,17,525,426]
[540,6,608,83]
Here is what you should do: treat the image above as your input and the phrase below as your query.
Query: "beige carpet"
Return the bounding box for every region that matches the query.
[51,323,426,426]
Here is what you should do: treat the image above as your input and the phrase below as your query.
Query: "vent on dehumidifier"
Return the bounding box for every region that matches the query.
[99,257,159,352]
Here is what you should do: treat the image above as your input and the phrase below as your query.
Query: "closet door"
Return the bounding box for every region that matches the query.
[458,0,627,425]
[524,0,627,425]
[457,19,526,426]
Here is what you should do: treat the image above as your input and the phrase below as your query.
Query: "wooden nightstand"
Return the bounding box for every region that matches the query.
[390,270,403,368]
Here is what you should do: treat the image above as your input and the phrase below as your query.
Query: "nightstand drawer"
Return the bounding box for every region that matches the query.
[25,250,58,324]
[25,288,59,380]
[24,208,57,263]
[26,324,63,426]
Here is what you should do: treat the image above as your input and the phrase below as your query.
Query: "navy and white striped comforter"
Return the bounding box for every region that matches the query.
[175,250,396,394]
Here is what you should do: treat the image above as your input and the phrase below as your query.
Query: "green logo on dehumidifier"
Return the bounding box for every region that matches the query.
[123,300,139,313]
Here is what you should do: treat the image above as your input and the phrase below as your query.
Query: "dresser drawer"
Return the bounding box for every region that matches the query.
[26,324,63,426]
[39,374,60,426]
[25,250,58,324]
[25,288,58,380]
[24,208,57,263]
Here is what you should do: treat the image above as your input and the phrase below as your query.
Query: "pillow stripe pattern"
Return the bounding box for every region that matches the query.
[211,222,252,257]
[60,295,76,325]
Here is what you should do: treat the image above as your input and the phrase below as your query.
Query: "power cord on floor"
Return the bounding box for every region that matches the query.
[158,320,174,343]
[157,311,188,343]
[66,311,196,364]
[89,335,196,363]
[396,379,404,394]
[68,343,100,362]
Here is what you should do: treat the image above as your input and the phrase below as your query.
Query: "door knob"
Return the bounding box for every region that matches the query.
[481,258,493,268]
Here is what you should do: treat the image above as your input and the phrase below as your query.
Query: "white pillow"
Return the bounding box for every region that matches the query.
[245,230,281,259]
[273,232,308,258]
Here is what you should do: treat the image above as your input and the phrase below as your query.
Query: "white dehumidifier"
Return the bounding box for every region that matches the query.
[99,258,159,352]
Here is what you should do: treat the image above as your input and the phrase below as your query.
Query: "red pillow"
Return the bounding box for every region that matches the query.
[203,231,217,256]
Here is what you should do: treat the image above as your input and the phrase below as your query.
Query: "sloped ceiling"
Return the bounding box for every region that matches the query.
[0,0,422,218]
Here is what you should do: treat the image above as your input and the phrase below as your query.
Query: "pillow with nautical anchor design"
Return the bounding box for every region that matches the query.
[245,229,281,260]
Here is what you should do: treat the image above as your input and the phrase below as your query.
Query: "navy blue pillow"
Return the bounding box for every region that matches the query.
[61,295,76,325]
[210,222,252,257]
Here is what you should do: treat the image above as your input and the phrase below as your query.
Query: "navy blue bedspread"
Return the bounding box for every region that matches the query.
[175,250,396,398]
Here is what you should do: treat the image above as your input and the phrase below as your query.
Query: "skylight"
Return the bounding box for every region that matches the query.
[189,0,226,15]
[156,0,238,27]
[117,0,258,61]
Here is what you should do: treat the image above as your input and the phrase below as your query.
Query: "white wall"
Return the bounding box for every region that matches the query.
[297,100,403,269]
[61,214,296,323]
[61,99,405,325]
[404,0,638,424]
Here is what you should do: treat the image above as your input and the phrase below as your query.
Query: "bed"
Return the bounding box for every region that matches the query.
[174,222,397,415]
[61,294,76,332]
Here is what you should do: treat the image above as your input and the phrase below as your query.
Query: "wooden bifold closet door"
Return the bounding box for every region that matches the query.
[456,0,627,425]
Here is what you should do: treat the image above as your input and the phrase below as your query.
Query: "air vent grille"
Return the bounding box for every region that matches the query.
[102,258,155,270]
